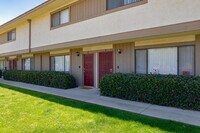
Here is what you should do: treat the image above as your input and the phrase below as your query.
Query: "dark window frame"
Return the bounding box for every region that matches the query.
[50,55,70,72]
[106,0,143,10]
[7,29,16,41]
[51,8,70,28]
[22,58,34,71]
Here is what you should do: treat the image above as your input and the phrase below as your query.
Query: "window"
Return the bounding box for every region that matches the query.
[107,0,142,10]
[7,30,16,41]
[51,9,70,27]
[136,50,147,74]
[124,0,141,5]
[51,55,70,72]
[148,47,177,75]
[135,46,195,76]
[22,58,34,71]
[179,46,194,76]
[0,60,5,70]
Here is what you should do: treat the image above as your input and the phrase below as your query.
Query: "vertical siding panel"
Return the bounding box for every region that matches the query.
[70,0,107,22]
[42,53,50,71]
[0,33,7,45]
[17,57,22,70]
[115,43,133,73]
[35,54,42,71]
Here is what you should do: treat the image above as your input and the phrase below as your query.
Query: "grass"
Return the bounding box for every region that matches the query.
[0,83,200,133]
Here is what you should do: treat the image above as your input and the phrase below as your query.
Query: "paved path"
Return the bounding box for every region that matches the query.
[0,79,200,127]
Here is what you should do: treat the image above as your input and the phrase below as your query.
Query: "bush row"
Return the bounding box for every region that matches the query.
[0,70,2,78]
[100,73,200,111]
[3,70,77,89]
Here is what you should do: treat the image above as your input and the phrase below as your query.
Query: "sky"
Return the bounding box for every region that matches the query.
[0,0,47,25]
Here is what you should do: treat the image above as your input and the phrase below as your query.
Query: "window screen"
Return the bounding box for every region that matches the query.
[51,55,70,72]
[148,47,178,75]
[124,0,140,5]
[60,9,69,24]
[8,30,16,41]
[51,12,60,27]
[23,58,34,71]
[107,0,124,10]
[179,46,194,76]
[136,50,147,74]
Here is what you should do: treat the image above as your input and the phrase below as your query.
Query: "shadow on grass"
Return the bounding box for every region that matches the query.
[0,83,200,133]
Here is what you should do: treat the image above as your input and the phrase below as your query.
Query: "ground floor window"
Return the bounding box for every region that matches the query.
[136,45,195,76]
[50,55,70,72]
[22,58,34,71]
[9,60,17,70]
[148,47,177,75]
[0,60,5,70]
[178,46,195,76]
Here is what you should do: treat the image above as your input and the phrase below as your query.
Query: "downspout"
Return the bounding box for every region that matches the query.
[27,19,32,53]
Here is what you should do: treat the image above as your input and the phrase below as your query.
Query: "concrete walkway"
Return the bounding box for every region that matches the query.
[0,79,200,127]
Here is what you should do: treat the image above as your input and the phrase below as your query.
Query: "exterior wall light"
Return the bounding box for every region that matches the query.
[76,51,80,56]
[117,49,122,54]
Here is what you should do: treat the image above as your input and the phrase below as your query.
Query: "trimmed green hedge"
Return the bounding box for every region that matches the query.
[100,73,200,111]
[3,70,77,89]
[0,70,2,78]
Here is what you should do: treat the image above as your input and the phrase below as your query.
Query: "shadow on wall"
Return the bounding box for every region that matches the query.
[0,83,199,132]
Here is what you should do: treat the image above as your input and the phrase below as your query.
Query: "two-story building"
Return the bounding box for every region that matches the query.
[0,0,200,88]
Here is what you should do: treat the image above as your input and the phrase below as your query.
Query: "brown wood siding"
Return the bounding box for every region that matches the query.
[42,53,50,71]
[115,43,135,73]
[17,57,22,70]
[70,0,107,22]
[0,32,8,45]
[34,54,42,71]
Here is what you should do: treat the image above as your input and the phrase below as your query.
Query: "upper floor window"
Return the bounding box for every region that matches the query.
[7,30,16,41]
[51,8,70,27]
[107,0,142,10]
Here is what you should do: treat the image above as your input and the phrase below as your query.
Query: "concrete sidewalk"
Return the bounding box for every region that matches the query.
[0,79,200,127]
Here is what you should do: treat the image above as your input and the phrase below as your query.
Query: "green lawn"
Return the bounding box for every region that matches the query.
[0,84,200,133]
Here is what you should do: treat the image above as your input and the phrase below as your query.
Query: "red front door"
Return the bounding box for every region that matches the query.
[9,60,17,70]
[99,51,113,82]
[84,54,94,86]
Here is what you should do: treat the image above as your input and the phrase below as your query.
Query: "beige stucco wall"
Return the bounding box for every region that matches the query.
[71,49,83,86]
[31,0,200,49]
[114,43,135,73]
[0,22,29,55]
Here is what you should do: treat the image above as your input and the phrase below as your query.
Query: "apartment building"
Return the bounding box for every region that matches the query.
[0,0,200,88]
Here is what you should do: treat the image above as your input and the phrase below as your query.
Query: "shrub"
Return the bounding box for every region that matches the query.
[100,73,200,111]
[3,70,77,89]
[0,70,2,78]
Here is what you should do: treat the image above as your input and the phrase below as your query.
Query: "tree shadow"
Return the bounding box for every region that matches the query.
[1,83,199,133]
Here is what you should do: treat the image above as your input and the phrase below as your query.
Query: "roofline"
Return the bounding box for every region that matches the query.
[0,0,56,29]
